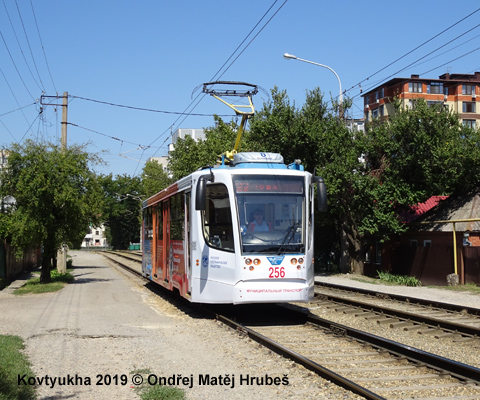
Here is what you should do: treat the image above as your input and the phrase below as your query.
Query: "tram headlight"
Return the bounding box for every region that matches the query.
[298,258,304,264]
[245,258,252,265]
[249,266,254,271]
[290,258,297,265]
[253,258,261,265]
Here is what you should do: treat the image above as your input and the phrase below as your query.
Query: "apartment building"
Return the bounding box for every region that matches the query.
[363,72,480,128]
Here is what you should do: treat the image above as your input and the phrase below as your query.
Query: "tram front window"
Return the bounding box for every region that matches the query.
[233,175,305,254]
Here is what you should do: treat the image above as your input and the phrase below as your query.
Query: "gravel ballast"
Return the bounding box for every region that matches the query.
[0,251,363,400]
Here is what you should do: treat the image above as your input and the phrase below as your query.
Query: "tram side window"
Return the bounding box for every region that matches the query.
[144,208,153,240]
[156,203,163,240]
[170,193,185,241]
[203,184,234,252]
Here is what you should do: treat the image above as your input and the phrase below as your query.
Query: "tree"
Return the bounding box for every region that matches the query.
[99,174,142,250]
[248,89,480,274]
[141,159,173,198]
[0,140,103,283]
[168,116,238,180]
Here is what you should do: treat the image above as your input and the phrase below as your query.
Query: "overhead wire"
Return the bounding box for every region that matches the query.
[141,0,289,171]
[345,6,480,95]
[69,95,232,117]
[0,64,37,134]
[29,0,57,93]
[0,30,36,100]
[2,0,43,92]
[14,0,45,92]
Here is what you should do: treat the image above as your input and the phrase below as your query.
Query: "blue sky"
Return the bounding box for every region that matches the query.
[1,1,480,177]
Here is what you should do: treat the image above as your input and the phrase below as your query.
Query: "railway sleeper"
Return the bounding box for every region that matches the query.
[376,317,399,325]
[373,382,480,392]
[434,331,463,339]
[417,328,444,335]
[354,373,448,382]
[389,321,416,329]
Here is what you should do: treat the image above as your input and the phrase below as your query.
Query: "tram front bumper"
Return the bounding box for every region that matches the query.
[233,279,313,304]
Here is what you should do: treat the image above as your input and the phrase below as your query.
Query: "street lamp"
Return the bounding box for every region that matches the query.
[283,53,343,114]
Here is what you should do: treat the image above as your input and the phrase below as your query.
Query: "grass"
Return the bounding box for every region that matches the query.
[376,270,422,287]
[0,335,36,400]
[130,369,185,400]
[13,269,74,295]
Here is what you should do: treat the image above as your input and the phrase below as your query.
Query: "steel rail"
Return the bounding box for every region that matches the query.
[304,312,480,382]
[216,313,386,400]
[314,290,480,337]
[316,281,480,316]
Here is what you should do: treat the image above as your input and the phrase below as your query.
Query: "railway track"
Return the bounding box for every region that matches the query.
[100,252,480,399]
[220,304,480,400]
[313,282,480,340]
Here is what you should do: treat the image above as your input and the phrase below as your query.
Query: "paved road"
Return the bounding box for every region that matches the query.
[1,251,327,400]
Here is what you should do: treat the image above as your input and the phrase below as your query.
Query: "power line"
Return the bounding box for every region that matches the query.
[69,95,232,117]
[2,0,43,92]
[14,0,45,91]
[142,0,289,169]
[66,122,163,149]
[29,0,57,93]
[0,30,36,100]
[345,7,480,95]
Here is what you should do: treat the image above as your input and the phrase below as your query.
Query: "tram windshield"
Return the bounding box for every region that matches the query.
[233,175,305,254]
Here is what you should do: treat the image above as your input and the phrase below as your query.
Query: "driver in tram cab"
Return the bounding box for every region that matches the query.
[248,209,272,232]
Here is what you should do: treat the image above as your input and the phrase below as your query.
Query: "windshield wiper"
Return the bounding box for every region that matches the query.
[277,222,297,255]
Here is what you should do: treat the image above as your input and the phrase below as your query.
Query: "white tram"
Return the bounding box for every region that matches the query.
[142,152,327,304]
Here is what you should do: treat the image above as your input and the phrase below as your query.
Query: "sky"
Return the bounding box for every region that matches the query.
[1,1,480,177]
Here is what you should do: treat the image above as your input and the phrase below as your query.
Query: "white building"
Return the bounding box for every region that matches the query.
[81,224,107,248]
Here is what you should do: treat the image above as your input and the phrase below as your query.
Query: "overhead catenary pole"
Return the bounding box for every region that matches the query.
[57,91,68,273]
[61,91,68,150]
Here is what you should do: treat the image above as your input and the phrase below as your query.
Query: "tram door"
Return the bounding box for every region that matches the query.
[166,192,187,293]
[154,202,165,283]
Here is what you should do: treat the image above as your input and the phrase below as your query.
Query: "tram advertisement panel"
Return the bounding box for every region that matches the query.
[169,241,185,287]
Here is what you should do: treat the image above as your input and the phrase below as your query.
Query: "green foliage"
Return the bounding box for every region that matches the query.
[0,335,37,400]
[14,270,74,295]
[377,270,422,286]
[0,140,103,283]
[167,116,238,180]
[139,386,185,400]
[100,174,142,250]
[141,160,173,198]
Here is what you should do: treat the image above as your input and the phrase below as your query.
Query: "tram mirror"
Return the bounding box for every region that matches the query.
[313,176,328,212]
[196,176,207,211]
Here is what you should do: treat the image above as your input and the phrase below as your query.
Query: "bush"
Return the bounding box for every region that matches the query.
[377,270,421,287]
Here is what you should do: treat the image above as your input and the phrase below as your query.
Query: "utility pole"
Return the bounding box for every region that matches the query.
[41,92,68,273]
[61,91,68,150]
[58,92,68,273]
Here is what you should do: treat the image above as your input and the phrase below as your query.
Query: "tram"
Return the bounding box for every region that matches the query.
[141,151,327,304]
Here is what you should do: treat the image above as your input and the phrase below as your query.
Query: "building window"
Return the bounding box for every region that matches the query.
[427,82,443,94]
[463,120,476,129]
[372,108,378,119]
[379,104,384,117]
[444,87,449,96]
[365,96,370,106]
[463,102,476,113]
[462,85,476,95]
[365,111,369,121]
[424,240,432,247]
[409,82,422,93]
[410,239,418,247]
[427,101,443,108]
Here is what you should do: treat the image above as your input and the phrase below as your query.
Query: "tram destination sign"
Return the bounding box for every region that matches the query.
[234,176,303,194]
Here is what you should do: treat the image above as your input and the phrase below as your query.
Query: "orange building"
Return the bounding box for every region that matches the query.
[363,72,480,128]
